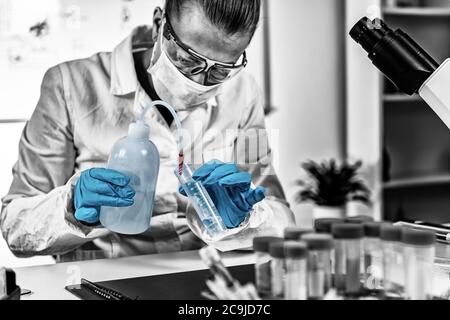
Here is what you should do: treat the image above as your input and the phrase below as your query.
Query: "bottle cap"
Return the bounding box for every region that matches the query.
[402,228,435,246]
[345,215,374,224]
[269,241,286,258]
[363,222,388,238]
[332,223,364,239]
[301,233,334,250]
[253,237,283,253]
[314,218,345,233]
[380,225,402,242]
[284,241,308,259]
[283,227,314,240]
[128,121,150,140]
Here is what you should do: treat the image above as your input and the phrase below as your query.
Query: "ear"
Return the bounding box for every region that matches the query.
[152,7,163,42]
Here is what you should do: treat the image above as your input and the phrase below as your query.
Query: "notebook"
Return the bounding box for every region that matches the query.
[65,264,255,300]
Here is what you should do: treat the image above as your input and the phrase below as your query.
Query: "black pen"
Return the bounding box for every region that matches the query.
[81,278,134,301]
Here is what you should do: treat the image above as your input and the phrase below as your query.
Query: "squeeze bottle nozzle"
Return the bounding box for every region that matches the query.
[128,120,150,140]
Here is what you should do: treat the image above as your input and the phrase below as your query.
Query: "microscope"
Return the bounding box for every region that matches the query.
[350,17,450,131]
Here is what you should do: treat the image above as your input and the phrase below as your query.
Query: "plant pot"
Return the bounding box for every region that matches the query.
[312,206,345,221]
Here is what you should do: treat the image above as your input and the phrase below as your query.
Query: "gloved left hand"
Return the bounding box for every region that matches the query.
[74,168,135,225]
[179,160,266,229]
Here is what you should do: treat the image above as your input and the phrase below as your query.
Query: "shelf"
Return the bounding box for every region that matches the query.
[383,7,450,17]
[384,175,450,189]
[0,119,28,124]
[383,94,422,103]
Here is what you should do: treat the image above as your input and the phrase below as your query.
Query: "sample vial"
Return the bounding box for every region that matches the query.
[332,223,364,296]
[314,218,344,285]
[380,225,404,298]
[345,215,374,224]
[175,163,226,240]
[314,218,345,234]
[402,228,435,300]
[253,237,283,297]
[301,233,334,299]
[284,241,308,300]
[269,241,287,299]
[284,227,314,241]
[362,222,386,291]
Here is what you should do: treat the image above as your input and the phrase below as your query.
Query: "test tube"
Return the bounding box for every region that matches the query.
[301,233,334,299]
[283,227,314,241]
[269,241,287,299]
[253,237,283,298]
[332,223,364,296]
[362,222,386,292]
[284,241,308,300]
[402,228,435,300]
[175,163,226,239]
[380,225,404,298]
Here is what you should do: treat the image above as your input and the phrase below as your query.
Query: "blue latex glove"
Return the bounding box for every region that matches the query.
[74,168,135,225]
[179,160,266,228]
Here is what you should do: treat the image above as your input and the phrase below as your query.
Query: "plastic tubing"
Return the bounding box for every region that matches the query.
[139,100,184,155]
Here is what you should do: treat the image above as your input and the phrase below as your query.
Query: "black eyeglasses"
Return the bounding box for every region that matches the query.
[161,13,248,86]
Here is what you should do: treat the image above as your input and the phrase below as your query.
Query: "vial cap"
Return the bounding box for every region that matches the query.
[301,233,334,250]
[314,218,345,233]
[253,237,283,253]
[363,222,388,238]
[269,241,286,258]
[380,226,403,242]
[402,228,435,246]
[332,223,364,239]
[345,215,374,224]
[284,241,308,259]
[283,227,314,240]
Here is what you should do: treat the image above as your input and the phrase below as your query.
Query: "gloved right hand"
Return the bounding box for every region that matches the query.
[74,168,135,225]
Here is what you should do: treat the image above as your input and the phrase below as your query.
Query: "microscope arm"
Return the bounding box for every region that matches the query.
[419,59,450,130]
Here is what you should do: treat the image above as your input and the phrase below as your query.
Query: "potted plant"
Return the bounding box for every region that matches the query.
[295,159,371,221]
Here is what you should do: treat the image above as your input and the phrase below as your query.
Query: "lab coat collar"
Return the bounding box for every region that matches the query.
[110,25,154,96]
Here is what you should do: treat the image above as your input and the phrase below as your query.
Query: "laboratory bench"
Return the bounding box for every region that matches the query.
[14,250,255,300]
[12,244,450,300]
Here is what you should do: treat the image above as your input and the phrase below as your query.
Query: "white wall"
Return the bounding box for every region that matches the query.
[265,0,346,227]
[345,0,382,220]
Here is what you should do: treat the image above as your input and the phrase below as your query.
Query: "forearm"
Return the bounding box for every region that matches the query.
[1,178,109,257]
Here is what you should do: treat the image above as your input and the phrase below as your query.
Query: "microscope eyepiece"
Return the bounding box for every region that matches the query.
[349,17,390,52]
[350,17,439,95]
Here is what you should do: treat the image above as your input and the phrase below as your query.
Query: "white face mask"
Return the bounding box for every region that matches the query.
[148,35,224,110]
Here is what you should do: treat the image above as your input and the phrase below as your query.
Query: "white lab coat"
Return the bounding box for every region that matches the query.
[0,26,295,261]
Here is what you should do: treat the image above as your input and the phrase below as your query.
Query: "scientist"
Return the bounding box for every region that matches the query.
[0,0,294,261]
